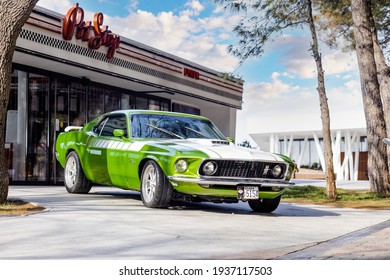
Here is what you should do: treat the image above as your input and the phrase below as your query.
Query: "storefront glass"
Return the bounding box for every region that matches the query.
[6,67,171,184]
[88,86,105,121]
[27,73,50,181]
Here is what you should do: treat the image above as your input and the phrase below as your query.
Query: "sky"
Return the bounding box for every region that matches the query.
[37,0,366,145]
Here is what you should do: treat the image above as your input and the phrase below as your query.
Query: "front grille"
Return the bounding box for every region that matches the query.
[199,160,286,179]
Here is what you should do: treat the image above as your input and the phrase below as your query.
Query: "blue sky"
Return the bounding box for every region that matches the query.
[38,0,366,145]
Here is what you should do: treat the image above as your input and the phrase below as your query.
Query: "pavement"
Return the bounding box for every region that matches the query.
[286,179,389,259]
[293,179,371,190]
[289,179,389,259]
[1,181,389,260]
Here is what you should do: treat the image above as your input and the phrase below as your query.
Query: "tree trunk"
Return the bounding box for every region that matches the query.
[307,0,337,199]
[351,0,390,193]
[370,22,390,172]
[0,0,39,203]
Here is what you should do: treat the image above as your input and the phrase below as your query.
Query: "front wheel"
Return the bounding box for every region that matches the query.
[64,151,91,194]
[140,160,173,208]
[248,196,281,213]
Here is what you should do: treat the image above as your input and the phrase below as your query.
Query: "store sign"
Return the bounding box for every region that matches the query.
[62,3,120,59]
[183,68,200,80]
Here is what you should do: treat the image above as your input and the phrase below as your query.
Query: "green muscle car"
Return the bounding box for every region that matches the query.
[56,110,294,212]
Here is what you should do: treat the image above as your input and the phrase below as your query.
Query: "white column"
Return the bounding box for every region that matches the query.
[269,134,275,153]
[333,131,342,180]
[297,136,308,168]
[287,134,294,157]
[313,132,326,172]
[353,133,360,181]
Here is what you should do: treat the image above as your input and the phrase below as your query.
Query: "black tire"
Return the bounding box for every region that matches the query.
[248,196,281,213]
[140,160,173,208]
[64,151,91,194]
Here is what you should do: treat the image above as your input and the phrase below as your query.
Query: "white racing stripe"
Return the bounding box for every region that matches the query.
[87,138,280,161]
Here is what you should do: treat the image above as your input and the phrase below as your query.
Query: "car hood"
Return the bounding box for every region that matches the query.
[157,138,283,162]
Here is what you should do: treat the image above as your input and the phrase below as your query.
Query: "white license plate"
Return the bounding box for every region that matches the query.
[237,186,259,200]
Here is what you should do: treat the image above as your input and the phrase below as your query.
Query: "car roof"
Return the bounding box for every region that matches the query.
[108,109,208,120]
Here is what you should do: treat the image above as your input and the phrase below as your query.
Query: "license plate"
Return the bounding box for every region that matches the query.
[237,186,259,200]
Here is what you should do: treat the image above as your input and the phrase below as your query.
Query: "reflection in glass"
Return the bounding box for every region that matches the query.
[131,114,225,140]
[27,74,49,181]
[88,86,104,121]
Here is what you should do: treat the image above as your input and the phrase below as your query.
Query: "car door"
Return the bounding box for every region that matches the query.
[86,113,129,186]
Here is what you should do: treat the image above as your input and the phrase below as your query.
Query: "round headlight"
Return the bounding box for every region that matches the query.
[202,161,217,175]
[174,159,188,173]
[272,165,283,178]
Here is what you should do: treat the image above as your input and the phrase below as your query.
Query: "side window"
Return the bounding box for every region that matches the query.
[100,114,128,137]
[93,117,108,135]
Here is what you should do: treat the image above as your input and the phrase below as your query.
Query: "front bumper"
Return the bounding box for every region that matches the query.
[167,176,294,188]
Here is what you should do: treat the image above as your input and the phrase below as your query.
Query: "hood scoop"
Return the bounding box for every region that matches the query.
[211,140,230,145]
[187,138,230,146]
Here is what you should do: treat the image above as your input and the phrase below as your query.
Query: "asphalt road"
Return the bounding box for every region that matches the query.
[1,184,389,260]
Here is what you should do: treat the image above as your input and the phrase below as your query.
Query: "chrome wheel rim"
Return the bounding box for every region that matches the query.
[142,164,157,203]
[65,156,77,188]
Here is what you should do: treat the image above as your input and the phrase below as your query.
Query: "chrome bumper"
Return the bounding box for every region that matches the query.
[167,176,295,188]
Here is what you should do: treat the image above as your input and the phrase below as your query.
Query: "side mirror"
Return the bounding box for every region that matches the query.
[226,137,235,144]
[113,129,125,138]
[384,138,390,146]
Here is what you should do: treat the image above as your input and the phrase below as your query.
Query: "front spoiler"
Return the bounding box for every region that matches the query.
[167,176,295,188]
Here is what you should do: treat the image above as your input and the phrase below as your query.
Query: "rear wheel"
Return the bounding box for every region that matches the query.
[64,151,91,194]
[140,160,173,208]
[248,196,281,213]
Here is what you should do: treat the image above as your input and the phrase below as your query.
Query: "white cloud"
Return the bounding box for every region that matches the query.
[184,0,204,16]
[265,34,359,79]
[237,72,365,142]
[126,0,139,12]
[36,0,72,12]
[101,6,239,72]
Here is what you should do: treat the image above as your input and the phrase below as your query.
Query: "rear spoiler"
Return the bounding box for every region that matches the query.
[64,126,83,132]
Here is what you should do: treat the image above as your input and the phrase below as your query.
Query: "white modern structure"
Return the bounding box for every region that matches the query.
[250,128,368,181]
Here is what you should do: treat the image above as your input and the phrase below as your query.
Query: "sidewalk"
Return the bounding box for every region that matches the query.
[277,219,390,260]
[2,184,389,260]
[292,179,370,190]
[287,179,388,259]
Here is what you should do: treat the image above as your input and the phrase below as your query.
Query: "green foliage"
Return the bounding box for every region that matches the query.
[215,0,310,64]
[317,0,390,56]
[238,140,255,148]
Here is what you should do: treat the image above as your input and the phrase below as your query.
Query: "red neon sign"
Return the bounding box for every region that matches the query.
[62,3,120,59]
[184,68,200,80]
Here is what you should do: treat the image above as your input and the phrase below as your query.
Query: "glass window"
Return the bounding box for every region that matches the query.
[88,86,104,121]
[6,70,27,182]
[172,103,200,115]
[70,82,87,126]
[100,114,128,137]
[93,117,108,135]
[130,114,225,140]
[161,101,170,111]
[27,73,49,181]
[149,99,160,111]
[105,90,120,112]
[135,96,148,109]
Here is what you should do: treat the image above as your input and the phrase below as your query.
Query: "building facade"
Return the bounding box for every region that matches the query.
[6,4,243,184]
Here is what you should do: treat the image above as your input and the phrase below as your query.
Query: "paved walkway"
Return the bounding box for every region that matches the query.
[1,183,389,260]
[285,179,388,259]
[292,179,370,190]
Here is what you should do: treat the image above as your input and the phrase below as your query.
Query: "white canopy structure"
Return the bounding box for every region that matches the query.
[250,128,367,181]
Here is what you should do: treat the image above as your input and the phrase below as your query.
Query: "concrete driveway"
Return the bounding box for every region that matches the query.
[1,185,389,260]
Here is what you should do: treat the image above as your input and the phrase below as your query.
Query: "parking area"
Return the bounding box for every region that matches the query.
[1,184,389,259]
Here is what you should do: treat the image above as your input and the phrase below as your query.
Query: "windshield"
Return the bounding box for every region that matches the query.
[130,114,226,140]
